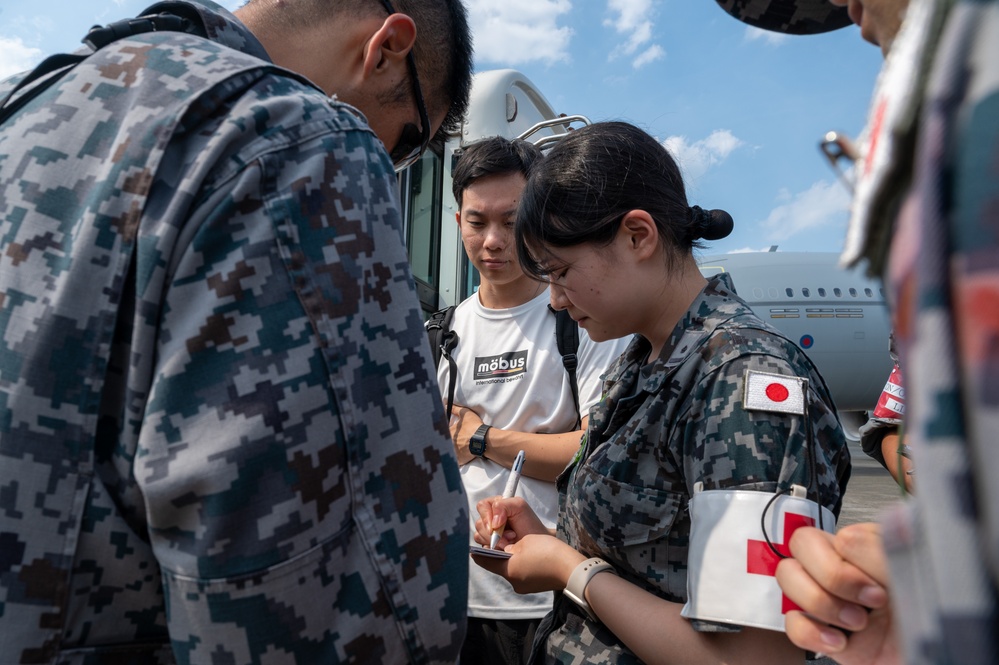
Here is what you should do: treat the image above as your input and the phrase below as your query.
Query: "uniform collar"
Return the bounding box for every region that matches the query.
[139,0,272,62]
[619,272,752,394]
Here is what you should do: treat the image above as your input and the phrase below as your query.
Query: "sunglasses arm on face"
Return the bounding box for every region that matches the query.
[378,0,431,171]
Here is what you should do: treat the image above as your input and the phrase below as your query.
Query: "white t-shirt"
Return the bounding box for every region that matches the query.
[437,289,630,619]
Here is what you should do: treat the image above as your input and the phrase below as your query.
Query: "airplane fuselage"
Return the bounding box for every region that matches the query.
[699,252,893,416]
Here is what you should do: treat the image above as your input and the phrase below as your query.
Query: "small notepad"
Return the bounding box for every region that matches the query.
[469,545,512,559]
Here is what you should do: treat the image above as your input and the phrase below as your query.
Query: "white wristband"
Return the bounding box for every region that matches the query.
[563,557,617,621]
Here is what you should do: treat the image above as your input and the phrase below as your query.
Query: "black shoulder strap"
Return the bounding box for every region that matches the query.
[426,303,581,426]
[426,306,459,417]
[550,305,581,429]
[426,306,455,367]
[0,9,207,127]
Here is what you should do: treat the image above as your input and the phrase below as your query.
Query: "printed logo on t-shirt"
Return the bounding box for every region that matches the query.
[474,351,528,382]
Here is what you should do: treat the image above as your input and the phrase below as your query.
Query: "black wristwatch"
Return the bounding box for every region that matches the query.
[469,424,491,458]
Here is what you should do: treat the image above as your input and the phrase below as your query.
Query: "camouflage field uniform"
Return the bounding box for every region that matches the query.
[531,275,851,664]
[0,1,467,663]
[876,0,999,662]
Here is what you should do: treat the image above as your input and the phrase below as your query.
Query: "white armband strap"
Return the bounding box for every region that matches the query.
[563,557,617,621]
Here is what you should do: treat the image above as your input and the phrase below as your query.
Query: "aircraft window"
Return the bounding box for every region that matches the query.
[865,288,873,297]
[786,288,794,297]
[880,288,885,297]
[849,288,858,297]
[802,288,810,297]
[817,288,826,297]
[834,288,842,297]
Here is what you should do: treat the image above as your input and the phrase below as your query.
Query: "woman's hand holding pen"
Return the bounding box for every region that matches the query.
[474,496,548,548]
[471,496,585,594]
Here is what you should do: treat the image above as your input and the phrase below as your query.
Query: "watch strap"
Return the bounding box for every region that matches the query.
[563,557,617,621]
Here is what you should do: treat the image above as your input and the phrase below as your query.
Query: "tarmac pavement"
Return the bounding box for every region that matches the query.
[838,439,907,526]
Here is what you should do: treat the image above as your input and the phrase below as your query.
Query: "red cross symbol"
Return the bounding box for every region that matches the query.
[746,512,815,613]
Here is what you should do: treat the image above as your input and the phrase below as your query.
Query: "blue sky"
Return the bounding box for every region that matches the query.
[0,0,883,255]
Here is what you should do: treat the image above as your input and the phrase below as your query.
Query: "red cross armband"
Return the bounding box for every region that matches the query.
[680,483,836,633]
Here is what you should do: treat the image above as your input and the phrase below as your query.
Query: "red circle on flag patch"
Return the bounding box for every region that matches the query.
[766,383,789,402]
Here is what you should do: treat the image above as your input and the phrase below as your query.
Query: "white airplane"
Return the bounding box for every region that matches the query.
[397,69,893,434]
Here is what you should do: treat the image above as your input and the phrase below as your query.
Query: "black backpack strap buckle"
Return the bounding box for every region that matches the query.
[84,14,195,50]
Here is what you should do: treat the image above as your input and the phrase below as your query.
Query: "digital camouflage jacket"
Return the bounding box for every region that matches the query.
[532,275,851,664]
[0,2,467,663]
[877,1,999,662]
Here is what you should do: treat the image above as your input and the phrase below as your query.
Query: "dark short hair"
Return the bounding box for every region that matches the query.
[260,0,473,143]
[452,136,544,208]
[394,0,473,142]
[516,121,731,278]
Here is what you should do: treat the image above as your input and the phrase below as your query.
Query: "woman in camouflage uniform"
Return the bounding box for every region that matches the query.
[471,121,851,664]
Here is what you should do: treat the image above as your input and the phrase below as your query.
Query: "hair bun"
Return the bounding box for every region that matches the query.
[690,206,734,241]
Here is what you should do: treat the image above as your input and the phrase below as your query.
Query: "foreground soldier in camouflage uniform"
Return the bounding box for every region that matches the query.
[0,0,472,662]
[719,0,999,663]
[472,121,851,664]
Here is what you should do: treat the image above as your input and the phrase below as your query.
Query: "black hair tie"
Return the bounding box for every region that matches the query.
[689,206,734,241]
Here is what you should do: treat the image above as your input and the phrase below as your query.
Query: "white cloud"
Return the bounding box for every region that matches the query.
[662,129,745,182]
[466,0,574,66]
[632,44,665,69]
[760,179,851,241]
[604,0,665,69]
[0,36,43,80]
[744,25,790,46]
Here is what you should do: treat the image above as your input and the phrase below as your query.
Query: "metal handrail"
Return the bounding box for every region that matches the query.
[516,115,591,145]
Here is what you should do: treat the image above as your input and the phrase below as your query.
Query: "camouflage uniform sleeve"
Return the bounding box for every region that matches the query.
[881,4,999,661]
[679,348,848,518]
[136,101,467,663]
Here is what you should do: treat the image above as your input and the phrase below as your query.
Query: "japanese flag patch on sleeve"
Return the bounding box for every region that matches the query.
[743,370,807,416]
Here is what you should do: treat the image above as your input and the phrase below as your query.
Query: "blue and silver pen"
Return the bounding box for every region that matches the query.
[490,450,525,550]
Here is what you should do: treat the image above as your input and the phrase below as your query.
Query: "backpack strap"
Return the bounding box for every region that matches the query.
[550,305,581,430]
[426,306,459,418]
[427,303,581,428]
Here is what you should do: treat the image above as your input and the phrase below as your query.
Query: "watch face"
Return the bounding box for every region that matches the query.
[470,427,488,457]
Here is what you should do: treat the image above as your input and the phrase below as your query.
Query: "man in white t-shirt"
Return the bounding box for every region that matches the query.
[438,136,630,665]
